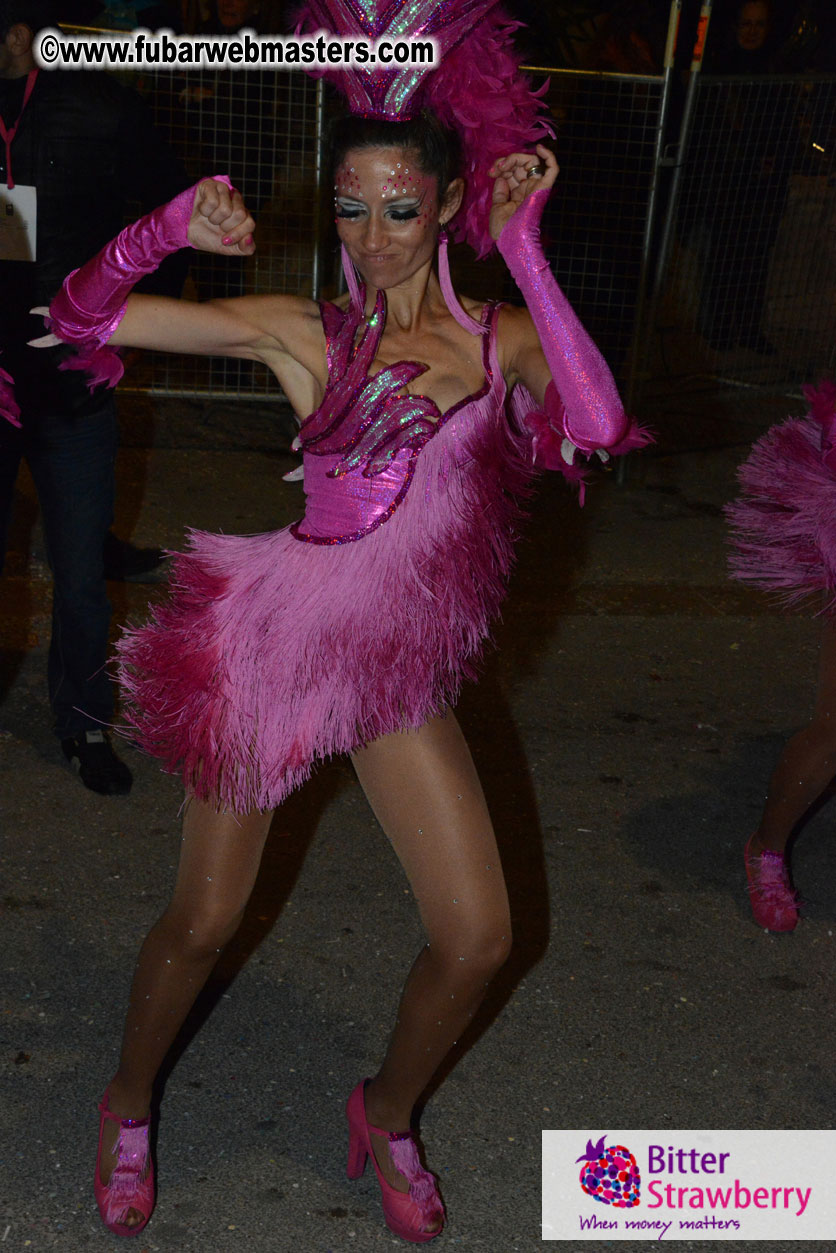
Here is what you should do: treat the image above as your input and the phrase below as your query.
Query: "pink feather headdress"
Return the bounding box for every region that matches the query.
[296,0,552,256]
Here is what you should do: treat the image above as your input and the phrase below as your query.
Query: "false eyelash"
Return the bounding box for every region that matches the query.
[334,207,421,222]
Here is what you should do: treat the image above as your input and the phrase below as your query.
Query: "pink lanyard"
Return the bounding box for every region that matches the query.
[0,69,39,190]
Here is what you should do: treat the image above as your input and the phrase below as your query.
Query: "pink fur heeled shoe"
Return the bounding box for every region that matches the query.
[94,1089,155,1237]
[744,834,799,932]
[346,1080,445,1243]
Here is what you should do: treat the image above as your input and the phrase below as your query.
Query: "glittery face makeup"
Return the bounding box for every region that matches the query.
[334,147,441,290]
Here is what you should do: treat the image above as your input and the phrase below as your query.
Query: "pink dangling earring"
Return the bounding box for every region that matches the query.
[437,227,487,336]
[340,242,365,315]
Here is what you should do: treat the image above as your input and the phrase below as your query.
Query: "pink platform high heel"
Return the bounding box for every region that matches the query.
[744,835,799,932]
[346,1080,445,1243]
[94,1089,155,1237]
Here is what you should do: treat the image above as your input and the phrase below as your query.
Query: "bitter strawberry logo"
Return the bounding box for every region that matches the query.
[577,1134,641,1208]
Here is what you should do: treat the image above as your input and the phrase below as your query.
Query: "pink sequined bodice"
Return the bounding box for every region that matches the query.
[291,293,494,545]
[293,449,413,542]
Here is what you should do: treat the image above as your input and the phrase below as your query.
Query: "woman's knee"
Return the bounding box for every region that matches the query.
[157,899,246,960]
[794,718,836,769]
[431,916,513,978]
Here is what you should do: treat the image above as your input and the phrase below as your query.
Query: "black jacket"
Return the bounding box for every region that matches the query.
[0,68,189,410]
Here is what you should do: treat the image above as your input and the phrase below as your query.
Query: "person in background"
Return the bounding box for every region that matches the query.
[0,0,189,793]
[696,0,795,354]
[727,382,836,932]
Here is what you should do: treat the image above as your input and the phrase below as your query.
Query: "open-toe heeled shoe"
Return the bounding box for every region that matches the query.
[744,835,799,932]
[346,1079,445,1243]
[94,1088,155,1237]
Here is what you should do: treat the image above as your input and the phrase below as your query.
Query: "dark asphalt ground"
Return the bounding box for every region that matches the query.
[2,390,835,1253]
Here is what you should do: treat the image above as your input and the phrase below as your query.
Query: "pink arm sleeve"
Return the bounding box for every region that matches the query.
[496,187,629,452]
[45,181,205,349]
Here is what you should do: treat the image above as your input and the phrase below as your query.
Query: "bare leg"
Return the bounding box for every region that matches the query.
[99,797,274,1227]
[351,711,511,1213]
[751,620,836,854]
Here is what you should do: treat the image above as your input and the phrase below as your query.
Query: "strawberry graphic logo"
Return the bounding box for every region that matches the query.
[577,1134,641,1208]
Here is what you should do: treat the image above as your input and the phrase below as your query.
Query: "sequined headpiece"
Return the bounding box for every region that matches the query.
[297,0,552,256]
[300,0,500,120]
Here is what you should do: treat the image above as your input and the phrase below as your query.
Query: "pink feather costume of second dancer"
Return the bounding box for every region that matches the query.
[14,1,650,1242]
[727,382,836,932]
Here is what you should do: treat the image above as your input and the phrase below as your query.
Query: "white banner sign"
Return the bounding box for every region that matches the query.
[543,1130,836,1241]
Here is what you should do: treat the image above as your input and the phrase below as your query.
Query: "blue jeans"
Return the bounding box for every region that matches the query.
[0,394,118,738]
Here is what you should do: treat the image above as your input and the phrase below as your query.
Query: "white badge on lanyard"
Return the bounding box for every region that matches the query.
[0,68,38,261]
[0,183,36,261]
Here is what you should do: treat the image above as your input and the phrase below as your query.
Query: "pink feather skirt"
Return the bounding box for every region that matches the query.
[116,391,533,812]
[726,384,836,614]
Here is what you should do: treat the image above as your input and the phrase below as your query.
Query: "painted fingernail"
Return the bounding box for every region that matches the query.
[222,235,233,246]
[244,235,253,246]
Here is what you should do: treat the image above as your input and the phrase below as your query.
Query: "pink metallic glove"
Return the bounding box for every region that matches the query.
[30,176,232,389]
[522,381,653,504]
[497,187,629,453]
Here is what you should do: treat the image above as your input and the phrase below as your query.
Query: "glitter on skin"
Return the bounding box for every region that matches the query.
[333,150,441,291]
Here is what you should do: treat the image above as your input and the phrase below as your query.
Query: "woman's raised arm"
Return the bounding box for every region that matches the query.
[491,147,629,449]
[33,179,324,393]
[491,147,650,478]
[111,291,319,369]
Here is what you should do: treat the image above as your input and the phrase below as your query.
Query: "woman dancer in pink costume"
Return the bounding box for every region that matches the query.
[741,621,836,931]
[729,384,836,933]
[29,10,646,1243]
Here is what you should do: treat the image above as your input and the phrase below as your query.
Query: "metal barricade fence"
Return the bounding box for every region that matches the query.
[535,68,666,398]
[135,64,322,397]
[645,73,836,410]
[445,67,667,406]
[63,33,324,399]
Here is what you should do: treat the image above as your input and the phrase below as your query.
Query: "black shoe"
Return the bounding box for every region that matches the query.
[61,730,133,795]
[103,532,167,583]
[737,332,776,356]
[703,333,737,351]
